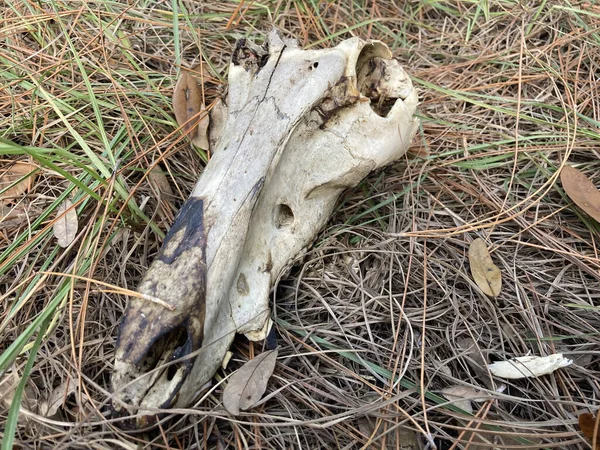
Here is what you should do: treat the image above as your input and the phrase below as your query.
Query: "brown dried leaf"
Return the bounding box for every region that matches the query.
[357,418,418,449]
[561,166,600,222]
[147,166,174,204]
[53,199,78,248]
[579,413,600,449]
[0,371,36,409]
[223,349,278,415]
[39,377,77,417]
[407,146,429,159]
[456,337,493,388]
[0,371,38,423]
[441,385,488,414]
[173,65,209,146]
[468,238,501,297]
[0,203,29,230]
[191,107,210,149]
[0,162,36,202]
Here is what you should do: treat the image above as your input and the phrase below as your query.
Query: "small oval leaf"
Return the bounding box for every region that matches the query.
[468,238,501,297]
[579,413,600,449]
[53,199,78,248]
[223,349,278,415]
[560,165,600,222]
[39,377,76,418]
[440,385,486,414]
[173,65,209,144]
[147,165,174,204]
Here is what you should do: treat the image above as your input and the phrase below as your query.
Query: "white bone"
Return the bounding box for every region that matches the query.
[111,29,419,421]
[488,354,572,379]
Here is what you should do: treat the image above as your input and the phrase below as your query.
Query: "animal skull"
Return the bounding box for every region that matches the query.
[111,29,419,422]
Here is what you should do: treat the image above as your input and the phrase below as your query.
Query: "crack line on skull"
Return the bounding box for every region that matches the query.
[207,44,288,208]
[205,45,293,267]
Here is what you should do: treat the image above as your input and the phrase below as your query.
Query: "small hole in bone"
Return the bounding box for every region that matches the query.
[274,204,294,229]
[166,364,179,381]
[312,62,319,69]
[237,273,250,295]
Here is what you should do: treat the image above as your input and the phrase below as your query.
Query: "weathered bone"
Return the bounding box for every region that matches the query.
[111,29,419,422]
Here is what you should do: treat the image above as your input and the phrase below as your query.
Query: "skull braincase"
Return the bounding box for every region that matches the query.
[112,29,419,418]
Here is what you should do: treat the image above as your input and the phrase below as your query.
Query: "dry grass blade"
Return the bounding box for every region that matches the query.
[560,165,600,222]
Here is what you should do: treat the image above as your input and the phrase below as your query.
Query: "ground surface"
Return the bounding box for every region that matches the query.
[1,1,600,449]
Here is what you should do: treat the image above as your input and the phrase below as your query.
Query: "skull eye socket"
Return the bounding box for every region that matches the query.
[274,204,294,229]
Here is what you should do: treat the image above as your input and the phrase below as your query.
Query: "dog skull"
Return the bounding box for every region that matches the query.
[111,29,419,422]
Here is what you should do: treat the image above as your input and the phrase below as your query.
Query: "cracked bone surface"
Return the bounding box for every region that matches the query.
[111,29,419,422]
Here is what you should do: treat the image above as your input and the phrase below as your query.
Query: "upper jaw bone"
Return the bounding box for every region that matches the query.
[111,29,419,420]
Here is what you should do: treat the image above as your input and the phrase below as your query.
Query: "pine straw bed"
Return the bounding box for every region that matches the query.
[1,1,599,449]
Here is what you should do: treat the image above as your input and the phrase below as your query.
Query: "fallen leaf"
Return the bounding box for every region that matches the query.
[0,203,29,230]
[561,165,600,222]
[53,199,78,247]
[407,146,429,158]
[39,377,77,417]
[0,371,36,410]
[456,337,493,389]
[223,349,278,415]
[488,353,572,379]
[456,337,487,368]
[357,417,418,449]
[191,104,210,150]
[579,413,600,449]
[208,98,228,150]
[173,65,210,147]
[441,385,488,414]
[147,165,175,205]
[0,162,36,202]
[468,238,502,297]
[457,427,543,450]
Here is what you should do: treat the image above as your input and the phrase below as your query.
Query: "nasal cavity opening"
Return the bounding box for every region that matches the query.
[274,204,294,229]
[137,325,188,376]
